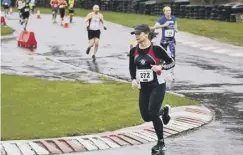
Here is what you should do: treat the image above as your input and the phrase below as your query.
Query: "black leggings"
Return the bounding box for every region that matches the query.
[139,83,166,140]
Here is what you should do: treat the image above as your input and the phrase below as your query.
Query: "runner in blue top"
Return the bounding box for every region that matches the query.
[151,6,178,81]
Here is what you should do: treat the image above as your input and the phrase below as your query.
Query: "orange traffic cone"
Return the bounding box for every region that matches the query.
[36,9,41,19]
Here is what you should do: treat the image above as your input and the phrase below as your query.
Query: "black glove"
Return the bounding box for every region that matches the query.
[86,25,90,31]
[104,26,107,30]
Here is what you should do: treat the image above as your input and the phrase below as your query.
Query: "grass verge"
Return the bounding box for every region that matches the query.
[26,8,243,46]
[1,74,198,140]
[1,26,14,36]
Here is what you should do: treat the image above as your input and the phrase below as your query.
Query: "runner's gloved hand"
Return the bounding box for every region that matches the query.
[104,26,107,30]
[86,25,90,31]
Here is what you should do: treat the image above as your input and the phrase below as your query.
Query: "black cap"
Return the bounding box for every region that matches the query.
[130,24,150,35]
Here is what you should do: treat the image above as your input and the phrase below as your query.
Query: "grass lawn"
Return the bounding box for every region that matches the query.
[1,74,198,140]
[1,26,14,36]
[28,8,243,46]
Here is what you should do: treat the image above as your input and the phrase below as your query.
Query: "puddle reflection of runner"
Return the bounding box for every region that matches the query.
[129,24,175,154]
[85,5,107,62]
[86,60,99,72]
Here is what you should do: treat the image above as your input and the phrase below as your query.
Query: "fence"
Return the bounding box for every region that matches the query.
[17,0,243,22]
[178,3,243,22]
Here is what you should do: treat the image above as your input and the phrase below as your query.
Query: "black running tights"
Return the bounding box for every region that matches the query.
[139,83,166,140]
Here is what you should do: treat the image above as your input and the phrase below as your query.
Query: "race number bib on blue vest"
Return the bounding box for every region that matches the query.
[137,69,154,82]
[165,29,175,37]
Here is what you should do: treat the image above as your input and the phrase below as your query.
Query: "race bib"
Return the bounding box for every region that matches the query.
[60,5,64,8]
[137,69,154,82]
[165,29,175,37]
[24,8,29,12]
[54,4,57,7]
[4,2,8,5]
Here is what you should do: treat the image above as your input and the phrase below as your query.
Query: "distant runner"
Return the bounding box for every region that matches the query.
[50,0,59,23]
[20,0,32,31]
[58,0,67,25]
[2,0,11,16]
[84,5,107,62]
[151,6,178,81]
[17,0,23,23]
[129,24,174,154]
[68,0,75,23]
[30,0,35,13]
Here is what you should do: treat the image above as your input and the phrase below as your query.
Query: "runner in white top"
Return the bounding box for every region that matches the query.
[30,0,35,13]
[17,0,23,9]
[85,5,107,62]
[17,0,23,23]
[89,13,101,30]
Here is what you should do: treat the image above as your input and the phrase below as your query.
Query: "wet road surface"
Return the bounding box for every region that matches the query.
[1,14,243,155]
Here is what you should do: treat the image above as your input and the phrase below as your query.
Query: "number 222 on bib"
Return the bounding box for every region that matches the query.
[137,69,154,82]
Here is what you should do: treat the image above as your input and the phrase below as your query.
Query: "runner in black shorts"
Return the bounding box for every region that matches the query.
[17,0,23,23]
[88,30,100,40]
[85,5,107,62]
[20,0,32,31]
[58,0,67,26]
[129,24,175,153]
[68,0,75,23]
[2,0,11,16]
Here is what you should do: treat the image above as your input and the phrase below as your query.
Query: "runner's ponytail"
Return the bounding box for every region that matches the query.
[148,30,159,41]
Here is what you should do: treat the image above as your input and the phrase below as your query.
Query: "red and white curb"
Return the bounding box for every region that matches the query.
[0,105,213,155]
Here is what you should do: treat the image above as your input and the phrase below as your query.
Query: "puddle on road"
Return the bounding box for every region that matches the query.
[40,45,81,57]
[172,84,243,136]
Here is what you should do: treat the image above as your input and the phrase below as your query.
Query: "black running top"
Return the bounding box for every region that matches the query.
[129,44,175,81]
